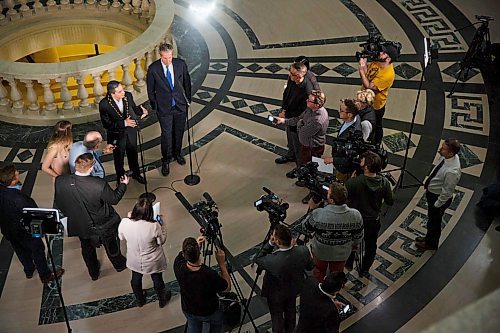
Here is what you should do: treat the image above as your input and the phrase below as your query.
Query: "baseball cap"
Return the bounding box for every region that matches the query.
[381,44,400,61]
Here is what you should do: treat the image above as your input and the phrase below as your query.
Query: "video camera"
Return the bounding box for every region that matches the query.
[331,132,389,172]
[21,208,62,238]
[176,192,222,246]
[254,187,289,224]
[355,33,402,61]
[294,162,336,203]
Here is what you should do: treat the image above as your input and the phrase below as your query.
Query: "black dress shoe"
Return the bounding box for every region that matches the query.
[286,168,297,179]
[415,241,438,251]
[275,156,295,164]
[415,236,426,243]
[161,162,170,176]
[175,155,186,165]
[133,174,146,184]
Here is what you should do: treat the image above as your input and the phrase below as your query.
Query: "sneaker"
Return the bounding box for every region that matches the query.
[41,269,65,284]
[25,270,35,279]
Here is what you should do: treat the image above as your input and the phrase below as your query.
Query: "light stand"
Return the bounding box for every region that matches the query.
[22,208,71,333]
[135,117,156,203]
[447,15,493,97]
[385,38,437,190]
[180,88,200,186]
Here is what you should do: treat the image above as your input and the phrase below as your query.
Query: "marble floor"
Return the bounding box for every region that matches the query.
[1,0,500,332]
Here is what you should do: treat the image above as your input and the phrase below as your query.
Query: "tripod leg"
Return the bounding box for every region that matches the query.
[237,272,261,333]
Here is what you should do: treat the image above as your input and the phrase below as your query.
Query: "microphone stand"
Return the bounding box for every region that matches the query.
[179,86,200,186]
[134,111,156,203]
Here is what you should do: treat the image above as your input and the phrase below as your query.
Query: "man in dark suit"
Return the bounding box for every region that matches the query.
[146,42,192,176]
[99,80,147,184]
[0,164,64,283]
[255,224,313,333]
[54,153,128,281]
[296,272,347,333]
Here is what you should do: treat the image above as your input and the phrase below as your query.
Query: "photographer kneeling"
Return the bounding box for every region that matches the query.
[324,99,363,182]
[174,236,231,333]
[118,197,171,308]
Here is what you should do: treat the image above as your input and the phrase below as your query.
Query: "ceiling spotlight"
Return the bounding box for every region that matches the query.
[189,0,216,19]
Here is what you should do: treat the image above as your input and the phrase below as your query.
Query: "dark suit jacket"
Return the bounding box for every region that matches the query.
[146,58,192,114]
[0,184,37,241]
[54,175,126,238]
[255,245,313,299]
[99,91,143,144]
[296,277,340,333]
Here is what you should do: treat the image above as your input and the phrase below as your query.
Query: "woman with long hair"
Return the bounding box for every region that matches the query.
[41,120,73,178]
[118,197,171,308]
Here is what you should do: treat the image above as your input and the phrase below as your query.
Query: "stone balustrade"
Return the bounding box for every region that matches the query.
[0,0,173,125]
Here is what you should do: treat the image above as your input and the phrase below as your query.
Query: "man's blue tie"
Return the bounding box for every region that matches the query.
[166,67,176,107]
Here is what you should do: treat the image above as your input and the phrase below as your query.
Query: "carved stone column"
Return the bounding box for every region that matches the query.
[145,50,153,69]
[21,80,40,114]
[133,57,146,91]
[122,0,132,13]
[0,80,11,110]
[76,76,90,111]
[0,5,6,27]
[141,0,150,21]
[5,0,20,20]
[86,0,97,10]
[132,0,142,15]
[122,63,134,92]
[7,78,24,114]
[18,0,32,16]
[46,0,58,12]
[60,0,71,10]
[92,73,105,106]
[73,0,85,9]
[110,0,121,12]
[108,67,118,81]
[57,77,74,114]
[38,79,57,113]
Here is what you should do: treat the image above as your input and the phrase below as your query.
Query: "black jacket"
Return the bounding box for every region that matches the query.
[146,58,192,114]
[0,185,37,241]
[296,277,340,333]
[54,175,126,238]
[333,117,363,174]
[99,91,143,144]
[255,245,313,299]
[359,106,376,143]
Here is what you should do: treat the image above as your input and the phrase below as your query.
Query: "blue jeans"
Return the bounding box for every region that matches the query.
[184,309,224,333]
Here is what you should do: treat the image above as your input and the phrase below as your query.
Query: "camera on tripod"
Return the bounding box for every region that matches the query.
[21,208,62,238]
[254,187,289,224]
[192,192,221,243]
[355,33,402,61]
[294,162,336,203]
[332,132,389,172]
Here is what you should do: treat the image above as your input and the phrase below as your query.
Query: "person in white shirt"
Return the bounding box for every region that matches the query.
[415,138,462,251]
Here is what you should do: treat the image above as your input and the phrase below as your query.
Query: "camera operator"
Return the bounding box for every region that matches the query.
[344,151,393,276]
[358,45,398,145]
[174,236,230,333]
[303,182,363,282]
[296,272,347,333]
[274,90,329,178]
[55,153,128,281]
[118,197,171,308]
[0,164,65,283]
[275,62,314,167]
[355,89,377,143]
[324,99,363,181]
[255,224,313,333]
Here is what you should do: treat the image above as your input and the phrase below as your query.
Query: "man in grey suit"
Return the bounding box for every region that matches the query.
[55,153,128,281]
[146,43,192,176]
[255,224,313,333]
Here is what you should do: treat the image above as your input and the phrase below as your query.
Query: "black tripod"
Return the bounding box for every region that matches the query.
[44,234,72,332]
[384,41,437,190]
[448,15,493,97]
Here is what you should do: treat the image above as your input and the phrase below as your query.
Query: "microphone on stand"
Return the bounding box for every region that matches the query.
[178,84,200,186]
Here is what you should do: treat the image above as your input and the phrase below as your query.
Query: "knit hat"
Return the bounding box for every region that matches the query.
[381,44,400,61]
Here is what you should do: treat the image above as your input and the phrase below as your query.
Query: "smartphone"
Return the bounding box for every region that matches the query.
[267,115,275,122]
[156,215,164,226]
[342,304,350,314]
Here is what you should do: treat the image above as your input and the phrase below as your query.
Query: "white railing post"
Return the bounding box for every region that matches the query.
[141,0,150,21]
[0,80,11,110]
[133,57,146,91]
[21,79,40,114]
[39,79,57,113]
[76,76,90,112]
[5,0,20,20]
[92,73,105,106]
[122,0,132,13]
[7,78,24,113]
[57,76,74,114]
[122,63,134,92]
